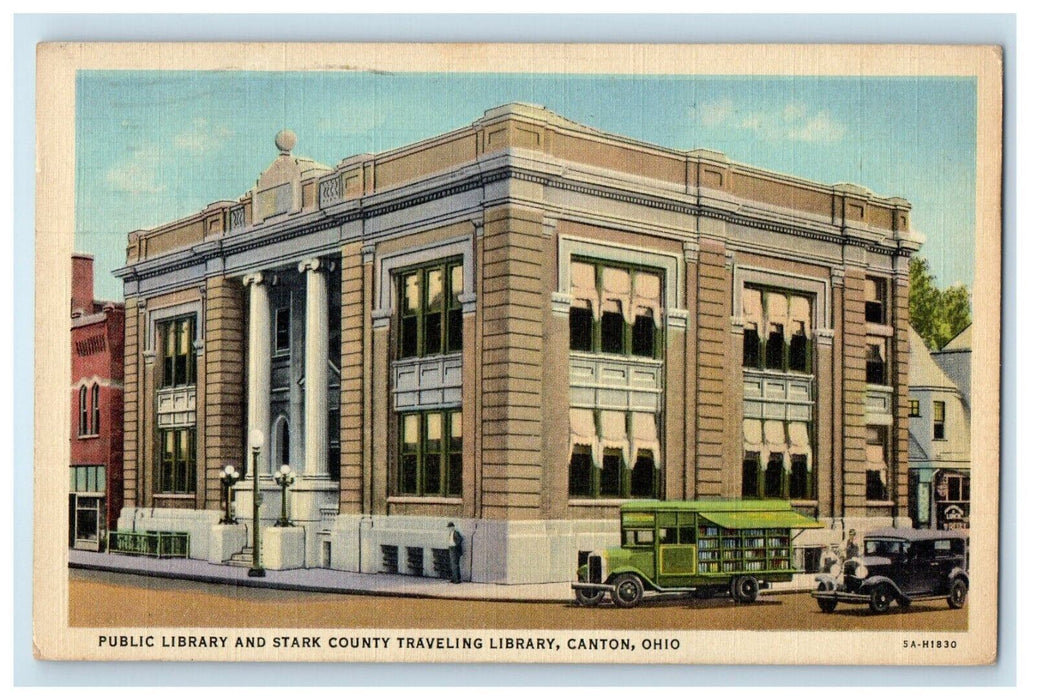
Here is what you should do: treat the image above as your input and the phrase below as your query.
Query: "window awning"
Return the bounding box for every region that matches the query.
[700,509,823,530]
[570,262,599,317]
[630,412,660,468]
[602,267,633,324]
[632,273,662,328]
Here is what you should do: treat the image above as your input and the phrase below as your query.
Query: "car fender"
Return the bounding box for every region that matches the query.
[606,567,654,590]
[814,574,838,591]
[860,575,907,598]
[948,567,969,588]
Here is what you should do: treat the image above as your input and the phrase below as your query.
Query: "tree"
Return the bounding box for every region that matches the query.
[909,256,972,350]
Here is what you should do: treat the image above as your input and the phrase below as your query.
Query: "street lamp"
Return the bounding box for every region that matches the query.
[274,465,296,527]
[248,429,265,578]
[219,465,241,524]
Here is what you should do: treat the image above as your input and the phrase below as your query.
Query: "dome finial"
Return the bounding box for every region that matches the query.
[275,129,297,155]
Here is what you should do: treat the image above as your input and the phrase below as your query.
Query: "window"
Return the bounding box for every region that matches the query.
[568,408,659,499]
[274,307,291,354]
[157,427,196,494]
[866,426,889,501]
[91,384,100,434]
[944,473,969,502]
[159,316,196,388]
[909,399,920,417]
[397,260,463,359]
[865,337,888,385]
[397,410,462,497]
[742,419,814,499]
[865,277,888,324]
[78,386,88,436]
[742,288,812,374]
[568,260,662,358]
[933,401,946,440]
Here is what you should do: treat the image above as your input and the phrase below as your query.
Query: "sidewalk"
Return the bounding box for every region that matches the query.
[68,549,574,602]
[70,549,817,601]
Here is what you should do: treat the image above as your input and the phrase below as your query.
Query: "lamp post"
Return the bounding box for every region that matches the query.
[274,465,297,527]
[248,429,265,578]
[219,465,241,524]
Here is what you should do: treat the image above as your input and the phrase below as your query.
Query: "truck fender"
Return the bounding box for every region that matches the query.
[861,575,907,598]
[814,574,838,591]
[948,567,969,588]
[606,567,657,592]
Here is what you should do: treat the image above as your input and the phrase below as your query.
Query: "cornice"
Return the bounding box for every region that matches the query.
[116,152,911,286]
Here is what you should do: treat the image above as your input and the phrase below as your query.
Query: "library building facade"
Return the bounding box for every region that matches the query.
[114,103,920,583]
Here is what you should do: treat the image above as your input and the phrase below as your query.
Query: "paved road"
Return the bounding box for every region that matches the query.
[70,569,967,632]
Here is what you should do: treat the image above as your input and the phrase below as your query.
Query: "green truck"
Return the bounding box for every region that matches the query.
[573,500,823,607]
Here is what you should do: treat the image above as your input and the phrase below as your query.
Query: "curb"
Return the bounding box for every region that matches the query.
[68,560,574,604]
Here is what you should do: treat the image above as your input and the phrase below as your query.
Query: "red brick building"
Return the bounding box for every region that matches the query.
[70,253,125,550]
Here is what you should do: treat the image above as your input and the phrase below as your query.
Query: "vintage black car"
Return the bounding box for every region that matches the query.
[811,528,968,614]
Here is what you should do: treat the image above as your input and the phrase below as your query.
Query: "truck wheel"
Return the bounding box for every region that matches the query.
[574,589,605,607]
[869,584,893,614]
[947,579,968,609]
[730,575,760,604]
[611,574,644,608]
[816,583,837,613]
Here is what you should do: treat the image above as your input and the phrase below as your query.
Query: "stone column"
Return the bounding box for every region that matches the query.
[300,258,329,477]
[243,272,271,477]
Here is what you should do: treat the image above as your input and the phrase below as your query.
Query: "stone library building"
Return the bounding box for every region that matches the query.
[114,103,919,583]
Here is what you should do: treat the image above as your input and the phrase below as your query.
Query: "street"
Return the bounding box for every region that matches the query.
[70,569,967,632]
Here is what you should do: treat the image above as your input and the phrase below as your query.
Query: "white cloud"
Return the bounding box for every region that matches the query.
[173,118,234,156]
[104,145,167,195]
[693,99,846,143]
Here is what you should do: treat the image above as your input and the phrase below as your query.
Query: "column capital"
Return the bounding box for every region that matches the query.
[361,244,376,265]
[298,258,322,274]
[815,328,836,346]
[242,272,265,287]
[831,267,846,288]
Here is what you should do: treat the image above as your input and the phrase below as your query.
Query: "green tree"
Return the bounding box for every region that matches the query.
[909,256,972,350]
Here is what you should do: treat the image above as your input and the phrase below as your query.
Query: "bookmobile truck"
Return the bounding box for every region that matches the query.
[572,500,823,607]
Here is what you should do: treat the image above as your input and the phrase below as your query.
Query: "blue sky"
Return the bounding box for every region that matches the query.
[76,71,976,301]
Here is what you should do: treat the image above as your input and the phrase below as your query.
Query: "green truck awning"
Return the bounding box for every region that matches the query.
[700,509,823,530]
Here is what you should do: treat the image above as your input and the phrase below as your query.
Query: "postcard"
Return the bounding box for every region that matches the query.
[34,42,1001,664]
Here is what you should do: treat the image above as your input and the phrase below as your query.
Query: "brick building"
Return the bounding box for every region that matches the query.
[70,254,125,550]
[114,104,919,582]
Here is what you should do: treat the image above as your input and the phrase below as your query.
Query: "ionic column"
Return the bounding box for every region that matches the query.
[300,258,329,477]
[243,272,271,477]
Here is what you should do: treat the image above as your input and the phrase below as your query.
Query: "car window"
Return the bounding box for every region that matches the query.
[658,528,677,545]
[865,539,905,556]
[624,529,655,546]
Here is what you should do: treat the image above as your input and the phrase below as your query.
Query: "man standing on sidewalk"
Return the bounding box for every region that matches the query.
[447,522,464,584]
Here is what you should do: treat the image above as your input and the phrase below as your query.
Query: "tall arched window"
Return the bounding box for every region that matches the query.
[272,415,290,474]
[91,384,100,434]
[78,386,88,436]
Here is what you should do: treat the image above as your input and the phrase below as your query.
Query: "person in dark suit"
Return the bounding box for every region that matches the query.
[447,522,464,584]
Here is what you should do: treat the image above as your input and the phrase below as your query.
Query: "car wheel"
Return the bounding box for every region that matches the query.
[730,575,760,604]
[816,583,837,613]
[947,578,968,609]
[574,588,605,607]
[611,574,644,609]
[869,584,894,614]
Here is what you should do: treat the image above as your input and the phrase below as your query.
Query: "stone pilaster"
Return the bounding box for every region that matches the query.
[299,258,329,478]
[243,272,271,477]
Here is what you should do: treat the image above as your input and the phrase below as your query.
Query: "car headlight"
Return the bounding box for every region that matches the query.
[856,563,869,579]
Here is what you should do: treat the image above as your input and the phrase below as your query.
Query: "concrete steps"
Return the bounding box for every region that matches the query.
[226,547,254,568]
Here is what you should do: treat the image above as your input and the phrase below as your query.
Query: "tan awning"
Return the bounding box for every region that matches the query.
[767,292,790,339]
[743,288,763,328]
[788,421,812,472]
[602,267,633,324]
[600,410,628,463]
[570,261,599,317]
[743,418,763,452]
[791,296,811,337]
[569,407,600,468]
[630,412,660,468]
[632,272,662,328]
